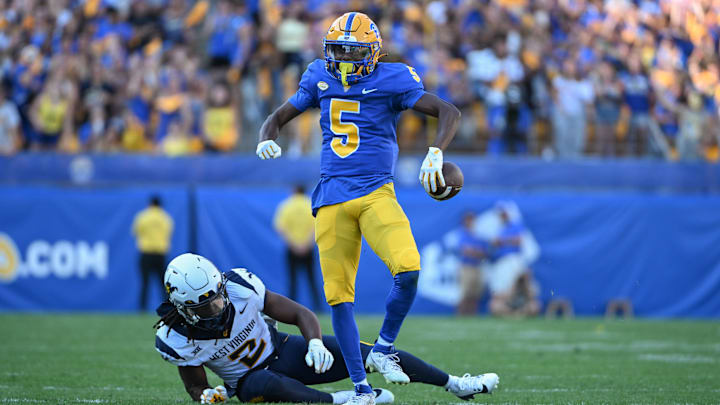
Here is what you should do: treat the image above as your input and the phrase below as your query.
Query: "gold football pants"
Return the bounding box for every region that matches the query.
[315,183,421,305]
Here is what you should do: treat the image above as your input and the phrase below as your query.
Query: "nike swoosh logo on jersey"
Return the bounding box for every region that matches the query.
[237,303,248,314]
[362,88,378,94]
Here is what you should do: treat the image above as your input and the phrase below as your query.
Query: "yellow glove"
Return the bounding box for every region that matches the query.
[201,385,227,404]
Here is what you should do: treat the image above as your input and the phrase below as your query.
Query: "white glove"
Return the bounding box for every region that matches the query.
[201,385,227,404]
[256,140,282,159]
[305,338,334,374]
[419,147,446,193]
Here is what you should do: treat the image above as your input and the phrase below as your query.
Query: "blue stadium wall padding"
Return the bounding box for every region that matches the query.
[1,185,720,317]
[2,153,720,193]
[0,185,190,311]
[191,187,720,317]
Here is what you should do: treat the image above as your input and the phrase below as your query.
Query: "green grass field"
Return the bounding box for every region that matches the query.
[1,314,718,405]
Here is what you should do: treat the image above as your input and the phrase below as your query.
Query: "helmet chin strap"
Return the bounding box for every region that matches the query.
[339,62,354,86]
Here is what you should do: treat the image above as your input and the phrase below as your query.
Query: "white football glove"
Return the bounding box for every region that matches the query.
[419,147,446,193]
[201,385,227,404]
[305,338,334,374]
[256,140,282,160]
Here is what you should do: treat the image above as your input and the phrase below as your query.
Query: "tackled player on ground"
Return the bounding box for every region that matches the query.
[154,253,499,403]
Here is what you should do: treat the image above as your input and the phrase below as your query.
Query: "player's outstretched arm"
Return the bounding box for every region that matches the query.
[264,290,334,373]
[411,93,461,150]
[178,365,227,403]
[412,93,461,192]
[256,101,303,159]
[264,290,322,341]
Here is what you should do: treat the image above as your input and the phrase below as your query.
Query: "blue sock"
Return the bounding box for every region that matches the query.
[331,302,367,384]
[374,271,419,354]
[355,384,373,395]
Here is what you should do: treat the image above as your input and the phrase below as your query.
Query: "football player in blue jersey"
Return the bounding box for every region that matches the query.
[154,253,498,404]
[256,11,465,405]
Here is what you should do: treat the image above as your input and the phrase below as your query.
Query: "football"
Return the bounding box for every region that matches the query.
[428,161,463,201]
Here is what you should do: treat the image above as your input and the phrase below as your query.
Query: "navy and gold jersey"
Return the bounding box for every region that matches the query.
[288,59,425,213]
[155,268,274,397]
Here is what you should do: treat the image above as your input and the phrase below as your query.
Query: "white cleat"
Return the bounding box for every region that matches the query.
[373,388,395,403]
[446,373,500,400]
[343,392,375,405]
[365,349,410,384]
[333,389,394,404]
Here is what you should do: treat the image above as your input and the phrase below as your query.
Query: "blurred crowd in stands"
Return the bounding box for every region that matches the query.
[0,0,719,161]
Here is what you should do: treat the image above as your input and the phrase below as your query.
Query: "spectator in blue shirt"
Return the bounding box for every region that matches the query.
[205,0,247,69]
[490,209,524,260]
[620,56,652,156]
[456,212,488,316]
[94,7,134,43]
[485,202,540,317]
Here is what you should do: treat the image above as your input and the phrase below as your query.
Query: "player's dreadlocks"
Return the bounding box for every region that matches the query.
[153,304,196,342]
[153,305,179,332]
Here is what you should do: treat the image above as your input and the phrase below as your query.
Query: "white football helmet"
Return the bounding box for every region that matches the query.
[164,253,228,327]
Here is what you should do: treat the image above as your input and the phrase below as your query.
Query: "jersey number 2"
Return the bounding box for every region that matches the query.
[228,338,266,368]
[330,98,360,158]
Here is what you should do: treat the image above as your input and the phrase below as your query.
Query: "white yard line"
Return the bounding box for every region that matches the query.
[637,353,716,364]
[41,386,127,391]
[1,400,110,404]
[521,374,607,380]
[501,388,573,393]
[508,340,720,354]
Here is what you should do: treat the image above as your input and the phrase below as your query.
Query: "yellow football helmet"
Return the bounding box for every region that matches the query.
[323,12,382,86]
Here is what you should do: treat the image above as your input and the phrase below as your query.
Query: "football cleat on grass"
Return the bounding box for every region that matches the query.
[445,373,499,400]
[365,349,411,384]
[343,392,376,405]
[333,388,394,404]
[372,388,395,403]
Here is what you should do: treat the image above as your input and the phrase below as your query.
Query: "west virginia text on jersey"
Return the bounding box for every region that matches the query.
[288,59,425,213]
[155,268,273,398]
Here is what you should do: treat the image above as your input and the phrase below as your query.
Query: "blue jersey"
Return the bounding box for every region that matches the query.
[457,228,488,266]
[288,59,425,213]
[492,221,525,261]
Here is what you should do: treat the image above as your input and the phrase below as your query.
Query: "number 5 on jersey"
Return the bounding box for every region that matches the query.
[406,66,421,82]
[330,98,360,158]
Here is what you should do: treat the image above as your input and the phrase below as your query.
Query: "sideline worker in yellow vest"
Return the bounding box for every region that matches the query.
[132,195,174,311]
[273,185,323,311]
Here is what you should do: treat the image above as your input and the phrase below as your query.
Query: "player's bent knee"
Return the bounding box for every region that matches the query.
[241,368,333,403]
[325,294,355,306]
[394,270,419,289]
[238,369,279,403]
[263,373,294,401]
[390,250,421,276]
[324,282,355,305]
[323,270,356,305]
[320,264,357,305]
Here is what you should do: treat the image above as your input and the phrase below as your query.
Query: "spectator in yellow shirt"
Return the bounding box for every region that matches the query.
[273,185,322,311]
[132,195,174,311]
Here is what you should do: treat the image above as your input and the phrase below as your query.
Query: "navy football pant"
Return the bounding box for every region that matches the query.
[237,333,449,403]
